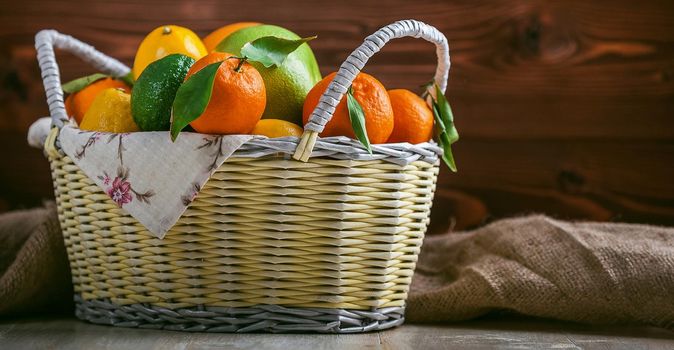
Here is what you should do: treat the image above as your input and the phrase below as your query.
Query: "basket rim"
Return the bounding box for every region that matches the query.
[55,124,443,166]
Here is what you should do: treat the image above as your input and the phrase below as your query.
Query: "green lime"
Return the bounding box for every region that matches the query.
[131,53,195,131]
[216,25,322,125]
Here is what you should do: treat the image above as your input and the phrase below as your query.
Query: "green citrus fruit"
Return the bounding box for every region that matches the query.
[216,24,322,125]
[131,53,195,131]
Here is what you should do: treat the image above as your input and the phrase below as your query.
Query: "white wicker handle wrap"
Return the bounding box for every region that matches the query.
[293,19,450,162]
[35,30,130,129]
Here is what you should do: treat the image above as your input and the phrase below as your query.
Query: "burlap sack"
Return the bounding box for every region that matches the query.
[407,215,674,329]
[1,205,673,329]
[0,203,72,314]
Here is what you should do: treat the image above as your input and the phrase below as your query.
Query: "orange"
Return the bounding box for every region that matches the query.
[302,72,393,144]
[65,77,131,124]
[386,89,434,144]
[202,22,260,52]
[251,119,303,138]
[185,52,266,134]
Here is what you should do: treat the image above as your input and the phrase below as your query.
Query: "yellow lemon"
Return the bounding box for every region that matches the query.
[251,119,303,138]
[80,88,140,133]
[132,25,207,79]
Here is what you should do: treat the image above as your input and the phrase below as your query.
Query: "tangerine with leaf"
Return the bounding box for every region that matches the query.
[173,52,266,137]
[302,72,393,144]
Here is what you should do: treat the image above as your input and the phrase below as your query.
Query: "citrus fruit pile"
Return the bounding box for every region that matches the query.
[63,21,458,170]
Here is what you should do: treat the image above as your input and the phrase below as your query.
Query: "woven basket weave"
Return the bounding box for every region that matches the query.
[35,19,450,333]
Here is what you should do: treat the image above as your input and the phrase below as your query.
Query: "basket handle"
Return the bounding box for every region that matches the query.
[35,30,131,129]
[292,19,450,162]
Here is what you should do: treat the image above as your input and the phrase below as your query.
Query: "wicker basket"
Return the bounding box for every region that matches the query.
[34,19,450,333]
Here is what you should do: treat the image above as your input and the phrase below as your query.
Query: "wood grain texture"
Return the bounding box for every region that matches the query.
[1,316,673,350]
[0,0,673,231]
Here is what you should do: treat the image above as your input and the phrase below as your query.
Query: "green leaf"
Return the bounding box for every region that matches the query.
[440,135,457,172]
[419,80,434,100]
[170,62,222,141]
[61,73,107,93]
[346,87,372,154]
[430,84,459,172]
[434,84,459,144]
[240,35,317,68]
[432,100,458,172]
[120,71,135,87]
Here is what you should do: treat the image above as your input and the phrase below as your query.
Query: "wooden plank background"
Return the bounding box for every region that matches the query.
[0,0,673,232]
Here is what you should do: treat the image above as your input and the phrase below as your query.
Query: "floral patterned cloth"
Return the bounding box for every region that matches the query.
[58,124,256,238]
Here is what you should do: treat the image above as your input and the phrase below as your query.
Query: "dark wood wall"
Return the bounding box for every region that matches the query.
[1,0,673,232]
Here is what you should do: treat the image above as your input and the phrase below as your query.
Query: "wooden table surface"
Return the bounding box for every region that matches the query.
[1,315,672,349]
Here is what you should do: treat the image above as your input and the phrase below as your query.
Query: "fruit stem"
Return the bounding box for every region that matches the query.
[233,56,247,73]
[162,26,172,35]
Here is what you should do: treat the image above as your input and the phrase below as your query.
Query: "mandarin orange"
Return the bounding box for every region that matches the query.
[185,52,266,134]
[386,89,434,144]
[302,72,393,144]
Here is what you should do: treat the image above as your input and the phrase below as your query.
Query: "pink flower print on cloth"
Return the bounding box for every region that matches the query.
[58,124,256,238]
[108,177,133,206]
[99,167,155,207]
